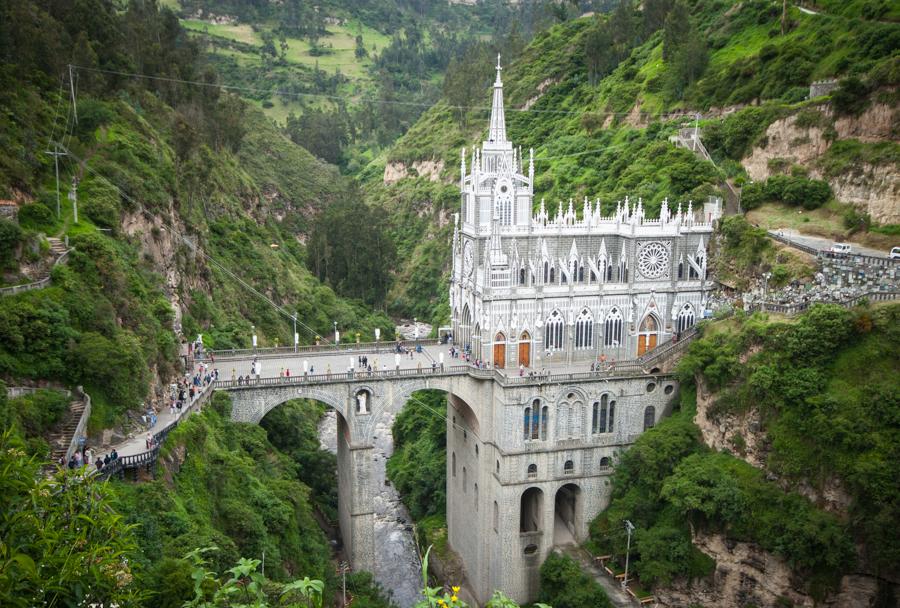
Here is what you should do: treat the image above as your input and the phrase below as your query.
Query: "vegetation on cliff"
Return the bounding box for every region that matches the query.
[590,302,900,599]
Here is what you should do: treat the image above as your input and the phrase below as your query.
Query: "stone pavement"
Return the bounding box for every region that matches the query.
[561,546,639,608]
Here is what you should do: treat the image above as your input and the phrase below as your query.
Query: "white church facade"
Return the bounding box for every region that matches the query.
[449,59,720,368]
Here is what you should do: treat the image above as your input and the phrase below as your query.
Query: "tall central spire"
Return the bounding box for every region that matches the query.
[488,54,507,144]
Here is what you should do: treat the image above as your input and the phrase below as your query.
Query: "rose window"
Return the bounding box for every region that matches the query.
[637,242,669,279]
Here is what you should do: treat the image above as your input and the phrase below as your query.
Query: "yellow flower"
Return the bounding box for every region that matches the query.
[451,595,458,602]
[452,586,460,593]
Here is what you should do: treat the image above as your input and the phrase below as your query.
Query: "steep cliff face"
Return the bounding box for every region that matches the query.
[742,102,899,224]
[656,532,884,608]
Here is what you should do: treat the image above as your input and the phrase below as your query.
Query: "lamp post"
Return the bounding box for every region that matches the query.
[333,321,338,345]
[293,313,298,353]
[414,317,418,344]
[337,561,350,607]
[763,271,772,312]
[622,519,635,590]
[251,325,257,352]
[375,327,380,352]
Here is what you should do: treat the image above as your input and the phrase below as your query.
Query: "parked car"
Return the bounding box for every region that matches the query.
[829,243,852,254]
[891,247,900,260]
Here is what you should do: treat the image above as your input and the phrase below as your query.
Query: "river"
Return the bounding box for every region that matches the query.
[318,410,424,608]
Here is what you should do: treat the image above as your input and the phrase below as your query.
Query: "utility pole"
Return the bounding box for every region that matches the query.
[69,176,79,224]
[336,561,350,606]
[692,112,700,152]
[68,64,78,125]
[781,0,788,36]
[622,520,635,590]
[293,313,298,353]
[45,145,66,218]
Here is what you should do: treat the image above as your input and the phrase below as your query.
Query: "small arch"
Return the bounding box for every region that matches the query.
[553,483,581,546]
[520,487,544,533]
[664,384,675,395]
[474,482,479,510]
[564,460,574,475]
[475,443,479,457]
[452,452,457,477]
[644,405,656,431]
[355,388,372,415]
[496,459,500,475]
[599,456,611,468]
[647,382,656,393]
[527,463,538,479]
[677,303,696,334]
[463,467,467,493]
[493,500,499,532]
[524,544,539,555]
[604,307,623,348]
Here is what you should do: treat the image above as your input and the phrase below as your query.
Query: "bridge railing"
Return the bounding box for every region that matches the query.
[748,290,900,316]
[203,338,442,361]
[97,381,215,480]
[767,231,898,266]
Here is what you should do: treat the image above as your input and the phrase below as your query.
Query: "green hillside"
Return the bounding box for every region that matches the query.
[365,0,899,323]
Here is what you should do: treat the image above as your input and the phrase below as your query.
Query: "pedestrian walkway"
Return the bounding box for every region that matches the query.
[560,546,640,608]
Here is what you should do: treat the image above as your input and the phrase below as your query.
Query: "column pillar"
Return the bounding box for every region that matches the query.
[336,412,375,572]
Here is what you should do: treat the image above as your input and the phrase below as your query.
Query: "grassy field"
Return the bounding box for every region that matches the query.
[182,19,261,45]
[747,201,898,250]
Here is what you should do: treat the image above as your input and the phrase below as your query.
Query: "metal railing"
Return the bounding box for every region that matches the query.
[97,381,215,480]
[0,249,71,297]
[65,387,91,462]
[767,231,897,266]
[204,338,442,360]
[748,290,900,316]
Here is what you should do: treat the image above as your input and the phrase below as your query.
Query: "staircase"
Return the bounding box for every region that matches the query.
[47,397,87,466]
[670,127,740,215]
[47,237,67,256]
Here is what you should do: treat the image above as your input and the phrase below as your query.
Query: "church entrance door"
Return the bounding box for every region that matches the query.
[518,332,531,368]
[494,332,506,369]
[637,315,659,356]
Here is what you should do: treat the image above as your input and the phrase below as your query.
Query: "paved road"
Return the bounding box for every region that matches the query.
[773,228,892,259]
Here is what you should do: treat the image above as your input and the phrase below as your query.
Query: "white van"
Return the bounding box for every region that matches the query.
[890,247,900,260]
[829,243,852,254]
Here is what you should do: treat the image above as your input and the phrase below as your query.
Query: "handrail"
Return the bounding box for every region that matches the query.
[204,338,442,360]
[767,231,897,266]
[97,381,215,479]
[748,290,899,315]
[0,248,73,297]
[65,386,91,462]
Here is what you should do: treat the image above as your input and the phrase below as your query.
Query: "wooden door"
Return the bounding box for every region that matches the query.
[649,334,658,350]
[494,332,506,369]
[494,343,506,368]
[519,340,530,368]
[638,335,648,356]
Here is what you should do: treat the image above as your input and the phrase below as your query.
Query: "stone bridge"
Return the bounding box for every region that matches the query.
[208,340,690,604]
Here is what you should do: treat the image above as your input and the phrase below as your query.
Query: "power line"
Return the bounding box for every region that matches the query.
[70,64,649,117]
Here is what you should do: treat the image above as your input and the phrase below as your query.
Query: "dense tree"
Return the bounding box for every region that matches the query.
[306,192,396,307]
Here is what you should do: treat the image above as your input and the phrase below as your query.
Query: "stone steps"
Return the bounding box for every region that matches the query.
[48,400,86,463]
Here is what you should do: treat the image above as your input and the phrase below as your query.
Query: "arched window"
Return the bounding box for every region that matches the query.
[578,264,585,282]
[643,405,656,430]
[524,400,545,441]
[592,394,616,434]
[493,501,499,532]
[599,456,611,468]
[543,261,549,283]
[527,463,538,479]
[677,260,684,279]
[564,460,574,475]
[475,483,479,510]
[604,308,623,347]
[519,268,526,285]
[621,259,629,282]
[575,309,594,349]
[606,263,613,282]
[689,262,698,279]
[463,467,467,493]
[550,267,555,283]
[677,303,695,333]
[545,310,564,350]
[496,195,512,226]
[452,452,457,477]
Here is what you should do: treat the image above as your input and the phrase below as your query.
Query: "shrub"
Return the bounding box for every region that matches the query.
[17,203,55,232]
[0,217,22,266]
[831,77,870,116]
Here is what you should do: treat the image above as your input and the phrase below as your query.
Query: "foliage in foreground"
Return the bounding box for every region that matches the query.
[0,431,145,607]
[538,553,612,608]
